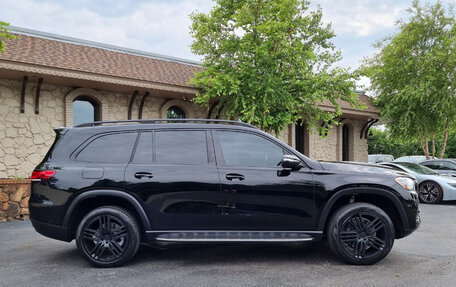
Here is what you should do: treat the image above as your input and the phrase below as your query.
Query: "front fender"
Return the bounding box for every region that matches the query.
[317,187,409,231]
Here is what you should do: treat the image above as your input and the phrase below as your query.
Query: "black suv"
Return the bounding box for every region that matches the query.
[29,119,420,267]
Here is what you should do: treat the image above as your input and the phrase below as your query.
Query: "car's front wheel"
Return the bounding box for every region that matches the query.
[418,181,443,204]
[76,206,140,268]
[327,202,395,265]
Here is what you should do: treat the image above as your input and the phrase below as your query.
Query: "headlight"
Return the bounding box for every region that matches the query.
[394,177,416,191]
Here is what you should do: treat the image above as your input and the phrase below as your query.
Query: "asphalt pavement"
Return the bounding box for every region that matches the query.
[1,203,456,287]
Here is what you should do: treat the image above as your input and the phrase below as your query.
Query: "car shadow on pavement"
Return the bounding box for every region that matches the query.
[439,200,456,206]
[129,241,339,266]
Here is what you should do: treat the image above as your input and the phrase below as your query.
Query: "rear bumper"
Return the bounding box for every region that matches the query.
[30,219,72,242]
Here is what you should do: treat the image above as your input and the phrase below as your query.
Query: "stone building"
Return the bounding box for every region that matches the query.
[0,27,379,180]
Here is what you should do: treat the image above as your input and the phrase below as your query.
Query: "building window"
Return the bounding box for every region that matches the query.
[167,106,185,119]
[73,96,100,126]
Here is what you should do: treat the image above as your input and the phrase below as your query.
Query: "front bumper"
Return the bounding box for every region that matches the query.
[402,208,421,238]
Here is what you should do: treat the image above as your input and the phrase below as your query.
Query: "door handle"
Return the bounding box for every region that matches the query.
[134,172,153,179]
[226,173,245,181]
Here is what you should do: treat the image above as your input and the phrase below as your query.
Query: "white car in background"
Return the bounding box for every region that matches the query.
[368,154,394,163]
[381,162,456,204]
[393,156,426,164]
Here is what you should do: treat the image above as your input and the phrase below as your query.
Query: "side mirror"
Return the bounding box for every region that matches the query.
[281,154,302,170]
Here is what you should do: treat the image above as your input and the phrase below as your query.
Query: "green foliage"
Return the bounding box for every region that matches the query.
[0,21,16,54]
[361,1,456,158]
[189,0,360,134]
[369,128,456,159]
[368,128,423,158]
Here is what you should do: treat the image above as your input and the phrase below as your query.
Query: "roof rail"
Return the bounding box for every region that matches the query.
[74,118,258,129]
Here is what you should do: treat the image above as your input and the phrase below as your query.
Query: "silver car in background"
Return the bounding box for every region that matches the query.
[420,159,456,176]
[381,162,456,204]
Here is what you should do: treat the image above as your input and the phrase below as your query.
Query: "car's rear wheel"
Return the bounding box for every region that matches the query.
[418,181,443,204]
[76,206,140,268]
[327,202,395,265]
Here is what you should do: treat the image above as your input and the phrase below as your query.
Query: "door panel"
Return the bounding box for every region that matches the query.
[125,163,222,230]
[214,130,315,230]
[125,130,223,230]
[217,166,315,230]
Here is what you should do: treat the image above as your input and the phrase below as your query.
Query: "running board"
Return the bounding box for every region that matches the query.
[154,231,316,242]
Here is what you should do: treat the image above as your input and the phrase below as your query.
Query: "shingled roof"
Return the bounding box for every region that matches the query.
[320,93,378,114]
[0,27,201,89]
[0,27,377,116]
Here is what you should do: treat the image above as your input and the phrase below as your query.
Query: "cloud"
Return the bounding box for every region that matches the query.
[1,0,454,87]
[314,0,408,37]
[0,0,214,60]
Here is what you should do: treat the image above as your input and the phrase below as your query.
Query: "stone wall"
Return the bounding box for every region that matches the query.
[0,79,69,178]
[294,119,368,162]
[0,179,31,222]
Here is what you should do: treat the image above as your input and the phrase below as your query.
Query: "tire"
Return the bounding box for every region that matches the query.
[76,206,141,268]
[327,202,395,265]
[418,181,443,204]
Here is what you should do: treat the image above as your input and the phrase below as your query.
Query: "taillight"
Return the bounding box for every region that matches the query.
[31,170,55,180]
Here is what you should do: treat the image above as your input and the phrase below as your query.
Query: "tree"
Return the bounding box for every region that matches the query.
[368,128,423,158]
[0,21,16,54]
[361,1,456,159]
[189,0,361,135]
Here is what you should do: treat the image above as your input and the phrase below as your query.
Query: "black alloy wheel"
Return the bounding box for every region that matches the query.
[418,181,443,204]
[76,206,140,267]
[327,203,395,265]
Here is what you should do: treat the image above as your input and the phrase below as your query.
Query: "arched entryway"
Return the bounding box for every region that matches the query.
[342,124,354,161]
[72,96,101,126]
[167,106,186,119]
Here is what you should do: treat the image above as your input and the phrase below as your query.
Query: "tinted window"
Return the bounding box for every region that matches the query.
[440,161,456,170]
[422,162,442,170]
[76,132,137,163]
[133,132,153,164]
[217,131,284,167]
[155,131,208,165]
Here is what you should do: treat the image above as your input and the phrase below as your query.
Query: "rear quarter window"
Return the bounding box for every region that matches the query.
[75,132,137,164]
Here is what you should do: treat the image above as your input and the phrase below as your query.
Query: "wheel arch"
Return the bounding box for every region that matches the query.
[318,187,409,238]
[63,190,151,239]
[418,180,442,189]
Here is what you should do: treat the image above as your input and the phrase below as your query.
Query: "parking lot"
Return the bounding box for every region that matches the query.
[1,203,455,287]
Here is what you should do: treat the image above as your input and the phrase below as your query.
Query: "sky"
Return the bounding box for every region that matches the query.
[0,0,454,89]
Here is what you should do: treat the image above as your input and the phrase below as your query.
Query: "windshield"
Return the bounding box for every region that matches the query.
[395,162,438,175]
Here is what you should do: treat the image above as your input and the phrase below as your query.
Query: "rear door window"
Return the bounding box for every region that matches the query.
[132,132,153,164]
[155,130,208,165]
[76,132,137,163]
